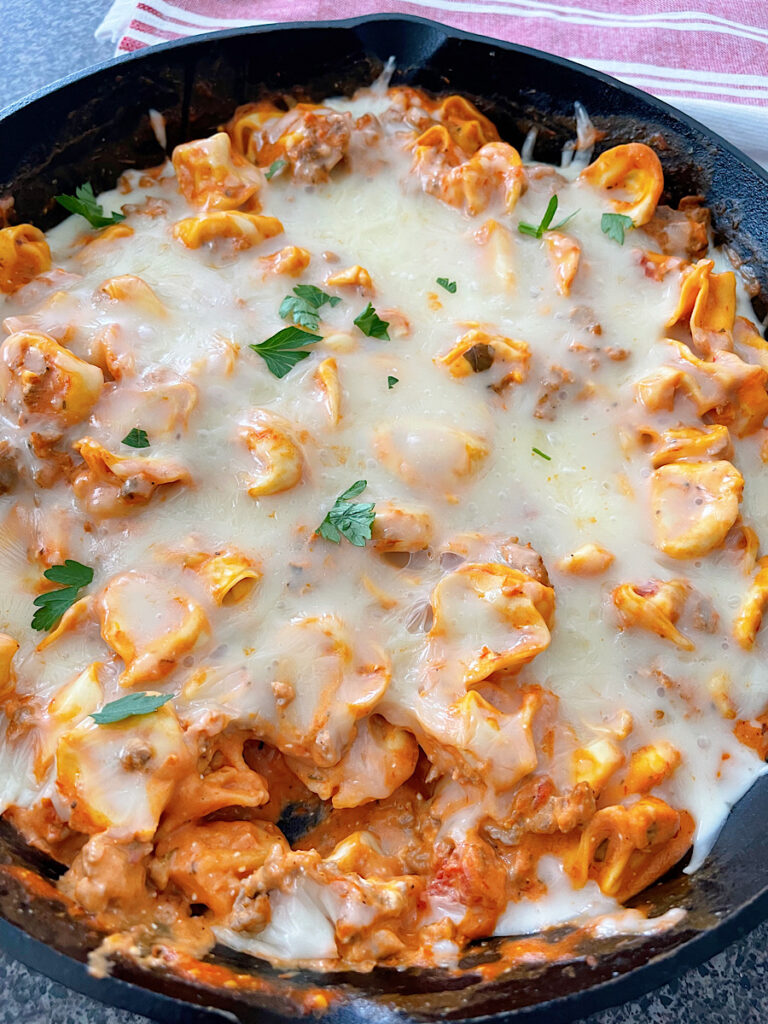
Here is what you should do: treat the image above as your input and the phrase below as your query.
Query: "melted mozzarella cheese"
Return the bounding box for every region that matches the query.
[0,83,766,961]
[494,856,618,935]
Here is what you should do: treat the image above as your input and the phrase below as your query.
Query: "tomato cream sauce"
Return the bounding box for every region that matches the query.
[0,78,766,971]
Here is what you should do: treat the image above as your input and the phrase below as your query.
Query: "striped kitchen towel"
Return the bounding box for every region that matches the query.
[96,1,768,168]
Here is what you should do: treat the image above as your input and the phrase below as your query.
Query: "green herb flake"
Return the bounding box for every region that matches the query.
[31,559,94,632]
[265,158,288,180]
[532,447,552,462]
[353,303,390,341]
[518,194,559,239]
[249,325,322,379]
[91,692,174,725]
[279,295,320,331]
[436,277,457,294]
[122,427,150,449]
[55,183,125,229]
[387,375,399,389]
[316,480,376,548]
[552,208,580,231]
[293,284,341,309]
[601,212,634,245]
[279,285,341,331]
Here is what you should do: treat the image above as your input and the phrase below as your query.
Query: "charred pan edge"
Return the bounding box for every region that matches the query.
[0,14,768,1024]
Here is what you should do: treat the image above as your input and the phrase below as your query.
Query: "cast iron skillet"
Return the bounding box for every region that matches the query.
[1,14,767,1024]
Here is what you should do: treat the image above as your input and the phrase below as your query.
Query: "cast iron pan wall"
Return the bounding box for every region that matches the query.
[1,15,767,1024]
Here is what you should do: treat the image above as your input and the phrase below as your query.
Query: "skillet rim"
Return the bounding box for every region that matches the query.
[2,11,768,188]
[1,12,768,1024]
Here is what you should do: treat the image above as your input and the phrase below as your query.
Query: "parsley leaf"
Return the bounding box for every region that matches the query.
[249,326,322,379]
[265,158,288,180]
[293,285,341,309]
[43,561,93,588]
[122,427,150,449]
[279,285,341,331]
[601,212,634,245]
[532,447,552,461]
[552,209,580,231]
[518,194,559,239]
[31,590,78,632]
[437,277,457,293]
[91,692,173,725]
[31,559,94,632]
[316,480,375,547]
[279,295,321,330]
[55,183,125,229]
[353,303,390,340]
[387,375,399,389]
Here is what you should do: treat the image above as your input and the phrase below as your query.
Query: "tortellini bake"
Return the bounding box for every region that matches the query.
[0,77,766,976]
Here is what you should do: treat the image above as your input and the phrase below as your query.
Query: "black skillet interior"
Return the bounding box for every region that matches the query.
[1,14,768,1024]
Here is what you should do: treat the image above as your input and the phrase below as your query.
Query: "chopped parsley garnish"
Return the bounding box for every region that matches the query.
[353,303,390,340]
[121,427,150,449]
[437,277,457,293]
[31,560,94,632]
[265,158,288,180]
[249,326,322,379]
[532,447,552,461]
[552,209,580,230]
[518,195,579,238]
[601,212,634,245]
[55,183,125,229]
[387,375,399,389]
[294,284,341,309]
[91,692,173,725]
[279,284,341,331]
[315,480,375,547]
[518,194,559,239]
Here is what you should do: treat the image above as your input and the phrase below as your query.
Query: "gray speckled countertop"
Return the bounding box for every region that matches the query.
[0,1,766,1021]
